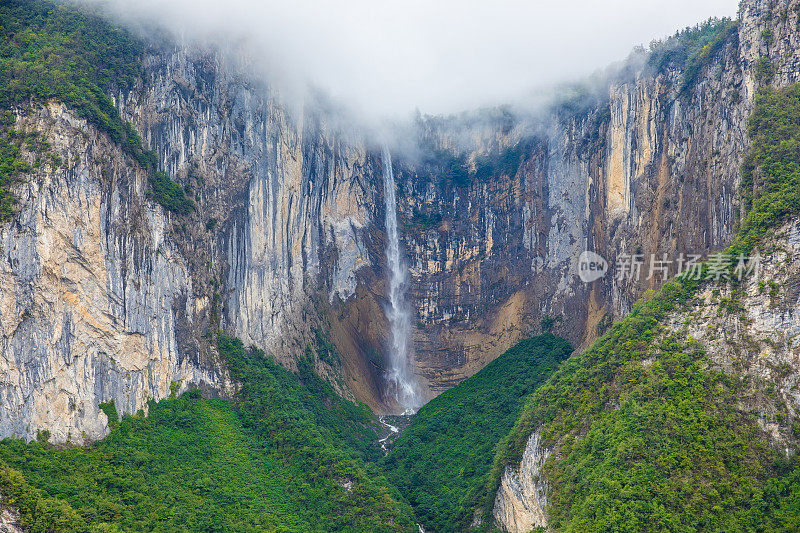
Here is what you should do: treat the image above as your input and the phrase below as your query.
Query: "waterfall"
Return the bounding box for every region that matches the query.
[382,145,419,412]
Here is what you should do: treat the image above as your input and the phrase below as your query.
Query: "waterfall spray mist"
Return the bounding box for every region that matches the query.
[382,145,419,412]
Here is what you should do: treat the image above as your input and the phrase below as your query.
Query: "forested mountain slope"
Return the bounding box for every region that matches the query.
[489,83,800,532]
[0,336,418,532]
[384,334,572,532]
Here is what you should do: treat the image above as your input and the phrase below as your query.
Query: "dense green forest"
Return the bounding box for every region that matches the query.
[482,84,800,532]
[3,0,800,531]
[0,0,193,215]
[647,17,739,92]
[384,335,572,532]
[736,84,800,256]
[0,336,417,532]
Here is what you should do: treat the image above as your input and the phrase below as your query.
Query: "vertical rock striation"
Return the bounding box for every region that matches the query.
[1,0,797,438]
[493,429,551,532]
[0,103,227,443]
[491,1,800,528]
[395,0,799,395]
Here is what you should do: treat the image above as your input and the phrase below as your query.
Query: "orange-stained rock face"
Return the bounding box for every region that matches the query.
[1,0,797,437]
[0,104,230,444]
[382,0,800,403]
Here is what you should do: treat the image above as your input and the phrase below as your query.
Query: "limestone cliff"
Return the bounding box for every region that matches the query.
[394,33,747,395]
[492,2,800,528]
[388,0,800,399]
[116,47,394,405]
[0,0,795,442]
[493,429,550,533]
[0,103,228,443]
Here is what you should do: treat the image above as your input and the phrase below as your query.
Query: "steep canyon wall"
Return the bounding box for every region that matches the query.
[0,0,789,440]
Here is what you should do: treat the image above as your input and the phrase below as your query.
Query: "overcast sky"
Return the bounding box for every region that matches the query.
[87,0,741,119]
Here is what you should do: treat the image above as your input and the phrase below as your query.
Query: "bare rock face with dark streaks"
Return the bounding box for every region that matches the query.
[1,0,797,440]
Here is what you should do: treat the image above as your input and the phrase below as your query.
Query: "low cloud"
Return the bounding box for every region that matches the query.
[82,0,740,120]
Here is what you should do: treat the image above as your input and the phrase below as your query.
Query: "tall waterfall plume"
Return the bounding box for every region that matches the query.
[382,145,419,412]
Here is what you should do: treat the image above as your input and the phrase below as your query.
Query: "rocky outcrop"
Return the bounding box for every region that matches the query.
[0,506,21,533]
[739,0,800,96]
[493,428,551,532]
[666,219,800,450]
[0,103,228,444]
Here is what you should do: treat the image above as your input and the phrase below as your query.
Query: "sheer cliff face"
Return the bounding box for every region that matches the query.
[119,49,382,362]
[358,1,800,404]
[0,48,389,441]
[494,1,800,529]
[0,0,793,439]
[399,0,800,397]
[398,33,747,395]
[117,49,395,406]
[0,103,228,443]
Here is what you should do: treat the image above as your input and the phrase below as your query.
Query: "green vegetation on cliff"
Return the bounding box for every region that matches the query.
[384,334,572,532]
[415,137,535,189]
[0,335,417,532]
[0,0,142,131]
[483,84,800,532]
[148,171,195,216]
[736,85,800,256]
[0,112,29,220]
[0,0,193,215]
[647,17,738,92]
[485,281,800,531]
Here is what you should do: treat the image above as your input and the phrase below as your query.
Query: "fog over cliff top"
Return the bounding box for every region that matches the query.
[83,0,738,120]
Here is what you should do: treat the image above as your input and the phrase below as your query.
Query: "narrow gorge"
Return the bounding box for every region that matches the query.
[0,1,764,434]
[1,0,800,530]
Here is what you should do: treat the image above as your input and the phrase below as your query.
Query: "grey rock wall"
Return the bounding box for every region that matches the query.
[1,0,797,439]
[0,103,228,443]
